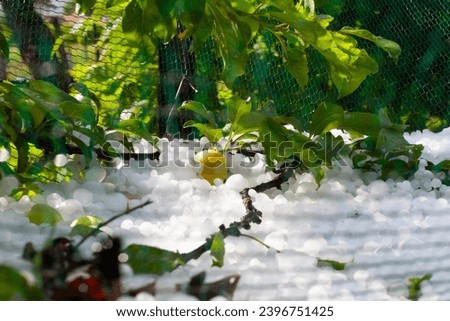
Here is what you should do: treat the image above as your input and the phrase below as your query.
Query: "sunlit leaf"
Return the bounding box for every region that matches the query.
[227,97,251,128]
[309,166,325,186]
[210,232,225,267]
[309,102,344,136]
[183,121,223,143]
[340,27,401,63]
[11,183,42,200]
[26,204,62,226]
[123,244,185,275]
[69,215,103,238]
[207,2,251,86]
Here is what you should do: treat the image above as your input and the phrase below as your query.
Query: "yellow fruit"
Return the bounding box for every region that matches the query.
[196,148,227,184]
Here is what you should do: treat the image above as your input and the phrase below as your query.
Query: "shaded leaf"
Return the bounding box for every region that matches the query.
[432,160,450,172]
[70,136,93,166]
[310,102,344,136]
[381,159,412,180]
[317,258,346,271]
[76,0,97,13]
[408,273,432,301]
[0,32,9,59]
[26,204,62,226]
[0,81,47,129]
[341,112,381,138]
[122,244,185,275]
[60,101,96,126]
[122,0,157,53]
[181,271,240,301]
[235,111,267,135]
[283,33,309,89]
[180,101,217,127]
[0,265,43,300]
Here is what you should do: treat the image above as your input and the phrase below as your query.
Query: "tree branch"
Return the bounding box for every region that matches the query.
[181,169,294,262]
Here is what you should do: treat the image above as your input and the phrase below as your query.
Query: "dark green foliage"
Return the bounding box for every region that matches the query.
[408,273,432,301]
[0,265,43,300]
[122,244,186,275]
[328,0,449,131]
[317,258,346,271]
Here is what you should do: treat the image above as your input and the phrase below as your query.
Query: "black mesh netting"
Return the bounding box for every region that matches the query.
[0,0,448,133]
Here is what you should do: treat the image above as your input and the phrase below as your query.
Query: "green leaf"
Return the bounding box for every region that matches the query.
[274,115,305,133]
[69,215,103,237]
[321,32,379,98]
[26,80,80,110]
[179,101,217,127]
[115,119,156,142]
[183,121,223,143]
[230,0,256,13]
[122,0,157,53]
[408,273,432,301]
[60,101,96,126]
[317,258,346,271]
[309,166,325,186]
[227,97,251,128]
[235,112,267,135]
[432,160,450,172]
[376,127,410,152]
[0,265,43,300]
[70,82,102,110]
[0,82,47,130]
[26,204,62,226]
[70,135,93,166]
[11,183,42,200]
[340,27,401,63]
[0,32,9,59]
[122,244,185,275]
[207,2,251,86]
[283,34,309,89]
[76,0,97,13]
[178,0,206,31]
[210,232,225,267]
[260,116,312,167]
[381,159,412,180]
[341,112,381,138]
[309,102,344,136]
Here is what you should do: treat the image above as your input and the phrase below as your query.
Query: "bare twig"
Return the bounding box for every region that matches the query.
[74,200,152,250]
[181,169,293,262]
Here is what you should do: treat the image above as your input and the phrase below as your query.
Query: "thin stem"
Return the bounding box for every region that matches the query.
[240,233,281,253]
[73,200,152,250]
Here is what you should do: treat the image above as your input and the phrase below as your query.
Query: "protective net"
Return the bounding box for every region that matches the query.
[0,0,448,134]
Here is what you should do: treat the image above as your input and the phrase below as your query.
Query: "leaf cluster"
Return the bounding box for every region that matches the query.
[117,0,399,98]
[0,80,153,184]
